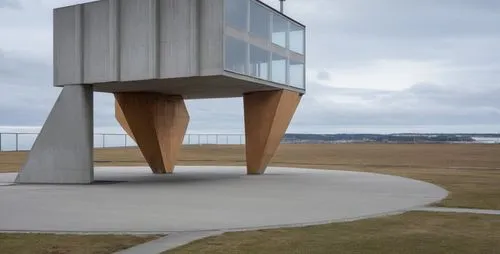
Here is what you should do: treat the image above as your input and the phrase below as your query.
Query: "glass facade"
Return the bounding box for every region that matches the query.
[225,36,248,75]
[272,53,287,84]
[250,1,270,40]
[250,45,270,80]
[289,60,305,89]
[225,0,248,31]
[224,0,306,90]
[289,23,305,54]
[272,13,288,48]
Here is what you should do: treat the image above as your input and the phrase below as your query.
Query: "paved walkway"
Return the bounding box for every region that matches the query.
[121,206,500,254]
[115,231,223,254]
[412,207,500,215]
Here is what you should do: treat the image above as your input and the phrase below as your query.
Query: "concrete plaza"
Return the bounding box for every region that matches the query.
[0,166,447,233]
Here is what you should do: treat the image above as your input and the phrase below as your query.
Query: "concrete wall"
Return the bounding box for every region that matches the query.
[54,5,83,85]
[160,0,200,78]
[199,0,224,76]
[16,86,94,184]
[53,0,224,86]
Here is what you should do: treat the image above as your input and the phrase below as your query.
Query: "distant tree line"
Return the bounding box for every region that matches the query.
[282,133,484,144]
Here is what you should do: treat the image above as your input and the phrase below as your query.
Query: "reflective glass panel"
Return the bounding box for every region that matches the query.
[250,1,270,40]
[250,45,269,80]
[225,36,248,74]
[225,0,248,31]
[272,13,287,48]
[289,23,304,54]
[289,60,305,89]
[271,53,287,84]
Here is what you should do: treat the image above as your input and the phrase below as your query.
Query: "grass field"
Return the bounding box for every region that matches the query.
[167,212,500,254]
[0,234,160,254]
[2,143,499,209]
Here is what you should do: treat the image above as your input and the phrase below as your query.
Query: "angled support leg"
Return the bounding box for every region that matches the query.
[16,85,94,184]
[243,90,301,175]
[115,92,189,174]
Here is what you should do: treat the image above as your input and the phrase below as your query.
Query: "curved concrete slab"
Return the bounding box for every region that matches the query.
[0,166,447,233]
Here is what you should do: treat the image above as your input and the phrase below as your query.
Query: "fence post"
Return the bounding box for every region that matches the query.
[0,133,2,152]
[124,134,127,147]
[198,134,200,145]
[188,134,191,145]
[15,133,19,151]
[102,134,106,148]
[216,134,219,145]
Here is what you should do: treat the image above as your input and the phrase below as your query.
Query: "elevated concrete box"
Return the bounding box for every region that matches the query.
[18,0,306,184]
[54,0,306,99]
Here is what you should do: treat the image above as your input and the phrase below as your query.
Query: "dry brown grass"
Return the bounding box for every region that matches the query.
[0,233,160,254]
[1,144,499,209]
[167,212,500,254]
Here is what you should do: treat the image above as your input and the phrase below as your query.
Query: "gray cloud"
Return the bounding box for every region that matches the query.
[0,50,52,87]
[316,71,330,81]
[1,0,500,134]
[0,0,21,9]
[294,82,500,128]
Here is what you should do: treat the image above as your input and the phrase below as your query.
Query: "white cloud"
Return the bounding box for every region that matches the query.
[310,59,445,91]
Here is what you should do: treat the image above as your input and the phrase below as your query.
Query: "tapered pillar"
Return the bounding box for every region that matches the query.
[244,90,301,175]
[115,92,189,174]
[16,85,94,184]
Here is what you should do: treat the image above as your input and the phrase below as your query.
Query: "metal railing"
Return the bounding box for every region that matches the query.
[0,132,292,152]
[1,132,497,152]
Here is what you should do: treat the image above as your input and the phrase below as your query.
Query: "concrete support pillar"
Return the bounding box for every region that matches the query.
[16,85,94,184]
[114,92,189,174]
[243,90,301,175]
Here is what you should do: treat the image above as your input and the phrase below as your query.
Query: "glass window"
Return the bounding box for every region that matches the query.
[250,45,269,80]
[271,53,287,84]
[249,1,270,40]
[289,60,305,89]
[225,36,248,74]
[272,13,287,48]
[289,23,304,54]
[225,0,248,31]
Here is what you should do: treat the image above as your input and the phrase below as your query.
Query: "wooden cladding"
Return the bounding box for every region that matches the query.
[115,92,189,174]
[244,90,301,174]
[115,89,300,175]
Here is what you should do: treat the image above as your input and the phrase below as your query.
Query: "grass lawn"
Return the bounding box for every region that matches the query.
[1,144,500,209]
[167,212,500,254]
[0,233,160,254]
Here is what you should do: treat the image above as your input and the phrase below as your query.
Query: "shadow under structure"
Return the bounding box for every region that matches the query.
[16,0,306,184]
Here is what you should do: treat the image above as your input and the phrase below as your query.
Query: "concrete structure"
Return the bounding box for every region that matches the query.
[18,0,306,183]
[0,166,448,233]
[16,86,94,184]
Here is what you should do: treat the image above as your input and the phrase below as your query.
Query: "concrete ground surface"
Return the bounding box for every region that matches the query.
[0,166,447,234]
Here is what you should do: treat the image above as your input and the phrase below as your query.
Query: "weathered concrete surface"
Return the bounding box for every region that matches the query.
[115,231,223,254]
[15,85,94,184]
[1,166,447,233]
[413,207,500,215]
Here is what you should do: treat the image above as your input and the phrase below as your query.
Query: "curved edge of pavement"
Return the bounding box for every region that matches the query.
[113,206,429,254]
[0,167,451,254]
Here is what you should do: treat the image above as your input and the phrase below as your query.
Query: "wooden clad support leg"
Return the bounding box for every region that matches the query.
[243,90,301,175]
[114,92,189,174]
[115,99,135,142]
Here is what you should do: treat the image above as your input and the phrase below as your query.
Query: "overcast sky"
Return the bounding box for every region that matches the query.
[1,0,500,134]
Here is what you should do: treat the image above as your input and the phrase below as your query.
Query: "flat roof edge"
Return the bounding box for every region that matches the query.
[54,0,306,28]
[254,0,306,28]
